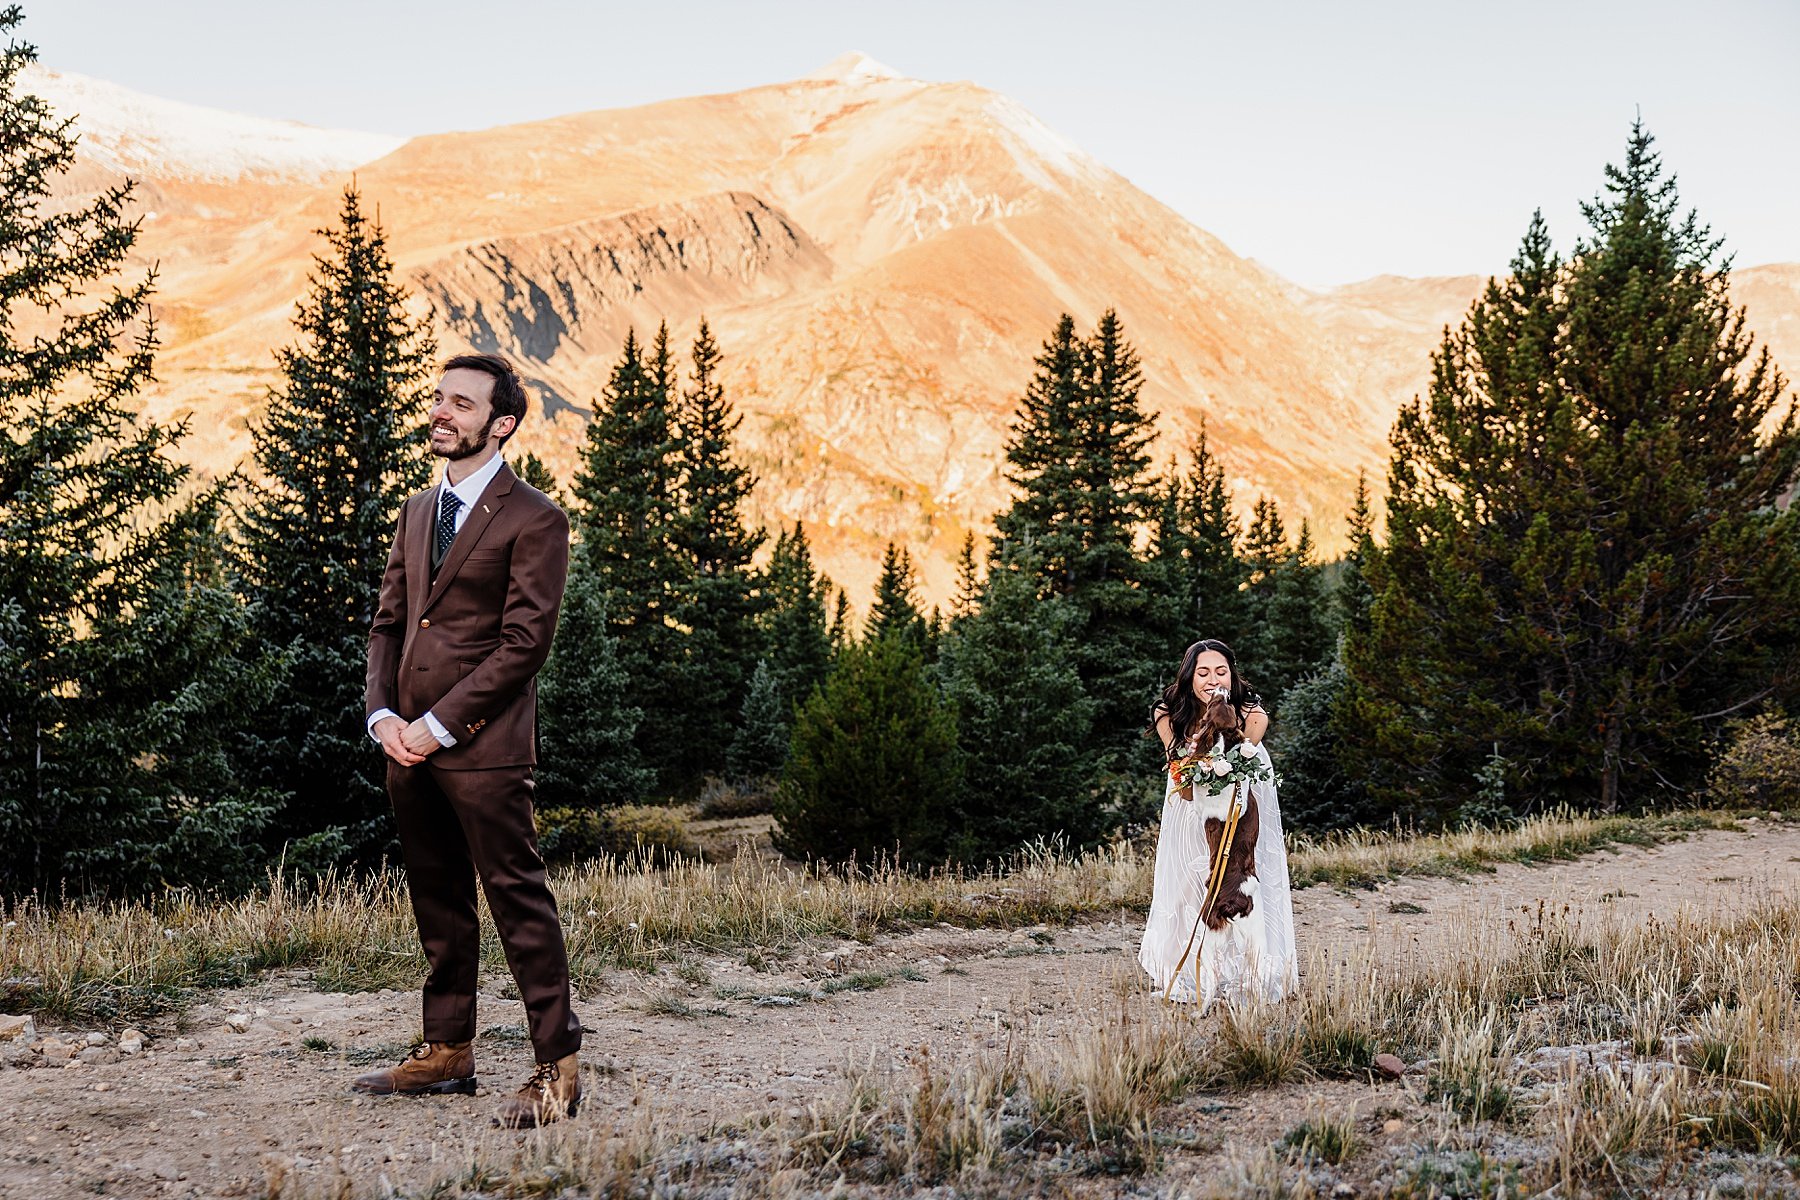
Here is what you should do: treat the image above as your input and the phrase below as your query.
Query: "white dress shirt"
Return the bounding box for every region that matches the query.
[367,454,507,751]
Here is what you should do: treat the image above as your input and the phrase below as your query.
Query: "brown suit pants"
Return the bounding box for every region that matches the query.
[387,761,583,1063]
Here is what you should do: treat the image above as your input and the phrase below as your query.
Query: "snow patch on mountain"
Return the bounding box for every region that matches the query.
[984,95,1101,191]
[26,65,404,183]
[805,52,907,85]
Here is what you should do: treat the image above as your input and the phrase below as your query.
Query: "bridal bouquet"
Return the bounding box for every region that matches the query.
[1168,740,1277,799]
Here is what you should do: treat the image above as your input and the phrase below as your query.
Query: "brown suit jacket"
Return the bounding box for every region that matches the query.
[365,462,570,770]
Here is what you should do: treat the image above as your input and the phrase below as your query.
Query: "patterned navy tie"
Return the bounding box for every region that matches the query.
[433,489,463,569]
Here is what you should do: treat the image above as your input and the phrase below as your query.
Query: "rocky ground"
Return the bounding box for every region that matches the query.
[3,821,1798,1199]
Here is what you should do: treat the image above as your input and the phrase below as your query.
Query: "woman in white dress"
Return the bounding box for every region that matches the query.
[1139,639,1298,1008]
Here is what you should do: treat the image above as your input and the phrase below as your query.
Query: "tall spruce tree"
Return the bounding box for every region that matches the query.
[668,319,764,746]
[1260,520,1335,705]
[1268,477,1382,831]
[566,325,687,791]
[725,658,788,782]
[993,314,1083,589]
[949,531,983,622]
[513,450,562,503]
[757,522,835,717]
[992,311,1162,762]
[536,577,652,809]
[1334,470,1376,639]
[236,185,435,865]
[0,14,276,895]
[827,588,854,652]
[1147,425,1250,658]
[1065,311,1162,752]
[1346,126,1800,822]
[866,542,926,645]
[935,548,1106,861]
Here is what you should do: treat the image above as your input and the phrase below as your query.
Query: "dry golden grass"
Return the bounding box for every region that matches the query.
[758,890,1800,1197]
[1,807,1748,1029]
[64,808,1791,1198]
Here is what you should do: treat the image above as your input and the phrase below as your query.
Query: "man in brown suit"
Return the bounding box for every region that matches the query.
[356,353,583,1128]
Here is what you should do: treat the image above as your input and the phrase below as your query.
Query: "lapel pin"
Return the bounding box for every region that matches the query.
[483,504,491,513]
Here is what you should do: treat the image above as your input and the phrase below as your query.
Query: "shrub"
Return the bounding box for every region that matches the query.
[774,635,963,867]
[696,775,776,819]
[538,804,697,863]
[1707,713,1800,813]
[1271,659,1382,833]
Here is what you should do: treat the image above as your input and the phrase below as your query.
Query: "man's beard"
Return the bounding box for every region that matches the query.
[431,422,490,461]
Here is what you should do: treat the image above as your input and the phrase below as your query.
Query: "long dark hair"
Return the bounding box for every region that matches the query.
[1147,639,1261,758]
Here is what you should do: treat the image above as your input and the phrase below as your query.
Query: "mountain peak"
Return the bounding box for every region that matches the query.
[804,52,906,85]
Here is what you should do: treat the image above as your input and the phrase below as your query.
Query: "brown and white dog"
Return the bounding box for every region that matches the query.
[1189,695,1264,1011]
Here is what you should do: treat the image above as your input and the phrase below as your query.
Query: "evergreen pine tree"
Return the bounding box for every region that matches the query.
[1267,657,1379,831]
[775,635,963,866]
[0,16,276,895]
[992,314,1083,590]
[1243,498,1287,607]
[513,450,562,503]
[668,318,765,748]
[236,184,435,865]
[535,575,652,808]
[935,549,1106,861]
[866,542,926,645]
[1065,310,1163,753]
[993,311,1162,762]
[725,658,788,782]
[1346,125,1800,822]
[566,325,687,790]
[950,531,983,622]
[1146,462,1192,650]
[758,523,834,716]
[1183,427,1252,645]
[827,588,854,653]
[1260,520,1335,705]
[1335,470,1376,639]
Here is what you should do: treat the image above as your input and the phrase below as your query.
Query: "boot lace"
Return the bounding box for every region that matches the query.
[526,1060,561,1092]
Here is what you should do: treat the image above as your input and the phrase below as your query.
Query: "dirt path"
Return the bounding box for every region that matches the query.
[4,821,1798,1199]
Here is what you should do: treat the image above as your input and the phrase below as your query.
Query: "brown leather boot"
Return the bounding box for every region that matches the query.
[351,1041,476,1096]
[495,1054,581,1128]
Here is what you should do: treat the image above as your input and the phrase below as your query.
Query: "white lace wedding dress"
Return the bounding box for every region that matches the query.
[1139,737,1298,1006]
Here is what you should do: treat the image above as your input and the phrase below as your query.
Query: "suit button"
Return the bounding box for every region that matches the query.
[419,619,430,629]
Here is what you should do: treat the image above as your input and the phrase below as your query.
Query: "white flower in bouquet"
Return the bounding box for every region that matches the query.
[1209,757,1233,777]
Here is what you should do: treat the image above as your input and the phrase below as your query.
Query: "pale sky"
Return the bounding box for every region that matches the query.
[27,0,1800,288]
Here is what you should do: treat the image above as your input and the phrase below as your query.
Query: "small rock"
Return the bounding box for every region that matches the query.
[85,1031,108,1046]
[224,1013,252,1033]
[1332,1185,1358,1199]
[79,1046,120,1066]
[39,1039,74,1063]
[62,1056,87,1070]
[0,1014,35,1044]
[253,1007,269,1019]
[1383,1118,1405,1134]
[1374,1053,1407,1079]
[119,1037,144,1056]
[174,1037,197,1052]
[93,1081,112,1092]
